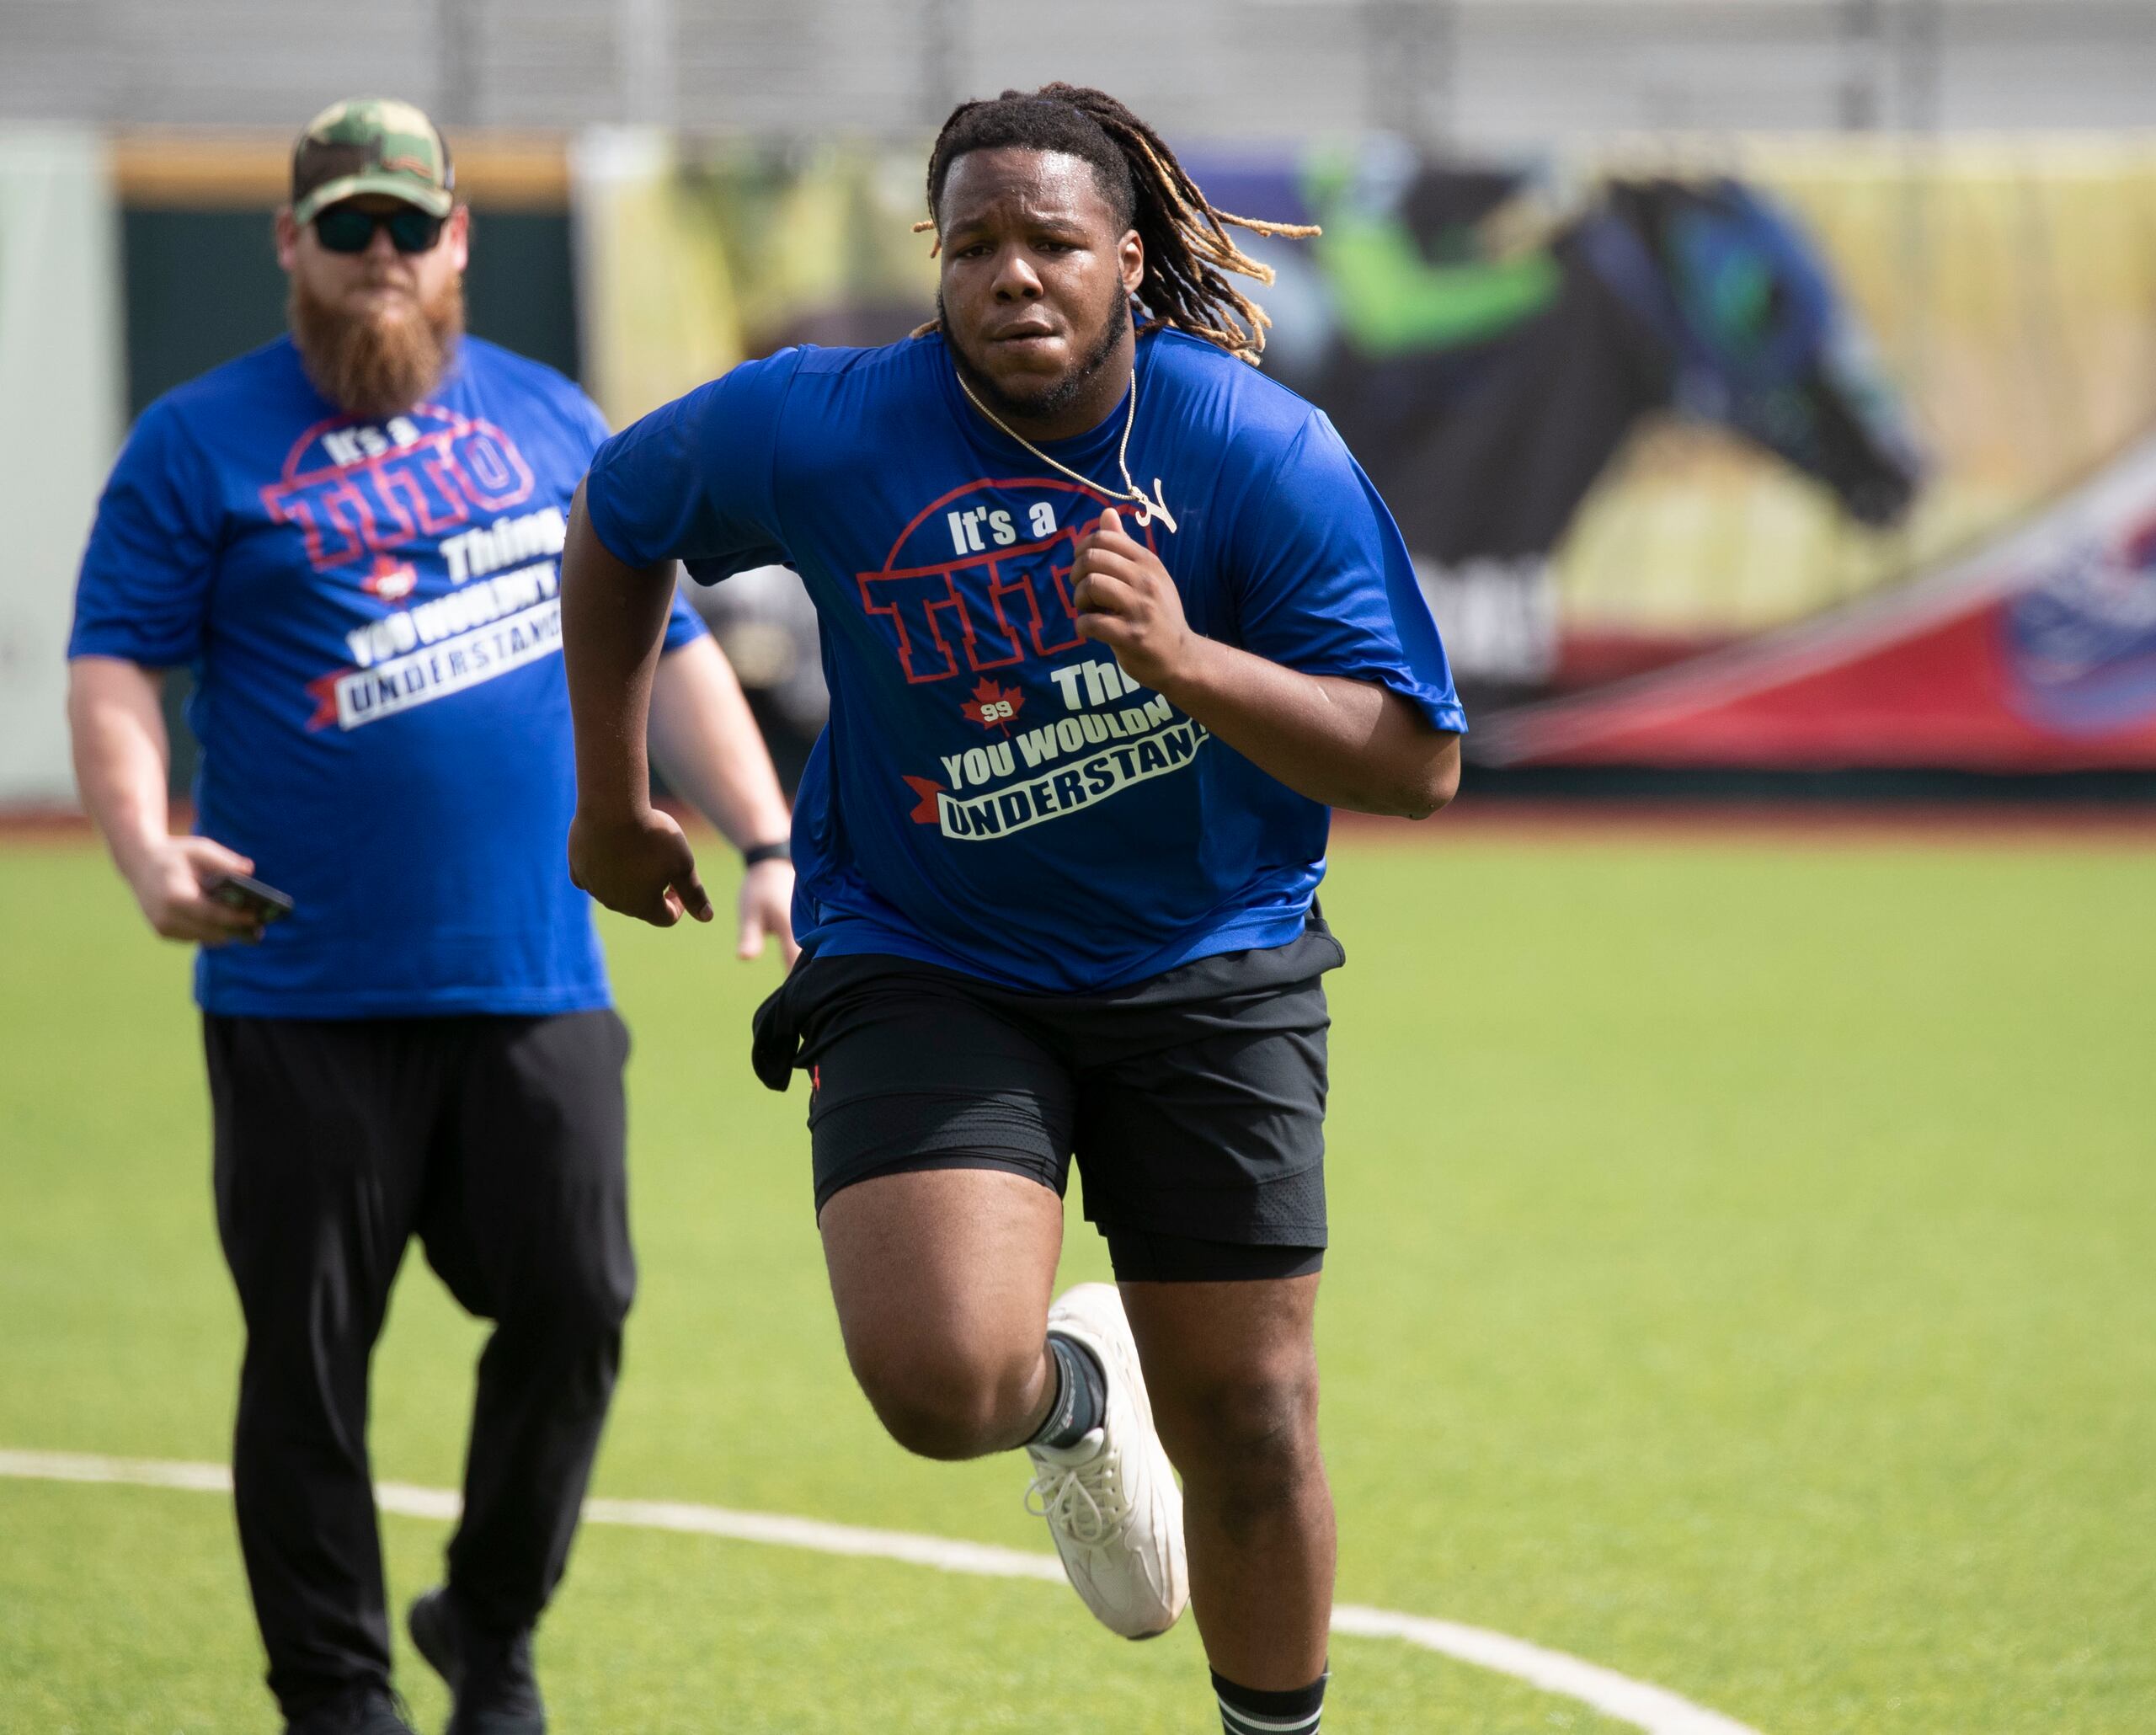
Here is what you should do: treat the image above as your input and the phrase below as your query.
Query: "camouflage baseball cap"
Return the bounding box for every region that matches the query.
[291,98,455,226]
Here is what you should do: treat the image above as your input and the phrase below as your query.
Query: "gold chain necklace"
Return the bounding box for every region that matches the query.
[953,366,1178,535]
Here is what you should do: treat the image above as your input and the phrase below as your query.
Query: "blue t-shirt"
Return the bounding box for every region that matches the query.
[69,334,705,1018]
[585,328,1462,993]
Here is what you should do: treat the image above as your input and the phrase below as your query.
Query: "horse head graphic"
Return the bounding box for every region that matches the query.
[1221,152,1925,689]
[1585,178,1920,531]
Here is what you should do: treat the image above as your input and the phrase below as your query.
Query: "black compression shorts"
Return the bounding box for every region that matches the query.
[750,916,1342,1282]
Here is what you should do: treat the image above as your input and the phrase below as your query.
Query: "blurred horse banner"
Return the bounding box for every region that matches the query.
[1200,148,1925,693]
[571,136,2156,772]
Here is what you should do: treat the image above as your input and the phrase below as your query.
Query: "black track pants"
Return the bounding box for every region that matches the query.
[203,1009,634,1720]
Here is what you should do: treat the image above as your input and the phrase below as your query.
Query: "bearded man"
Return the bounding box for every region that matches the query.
[66,99,796,1735]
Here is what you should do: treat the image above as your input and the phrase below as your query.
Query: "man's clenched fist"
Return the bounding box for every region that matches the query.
[1070,508,1203,696]
[568,805,714,929]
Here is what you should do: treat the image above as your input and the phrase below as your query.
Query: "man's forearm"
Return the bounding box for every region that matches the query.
[648,634,792,850]
[69,655,261,943]
[1067,510,1459,819]
[1159,638,1460,819]
[67,656,175,878]
[561,484,679,821]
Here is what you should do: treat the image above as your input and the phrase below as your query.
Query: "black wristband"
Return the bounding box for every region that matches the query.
[741,840,792,868]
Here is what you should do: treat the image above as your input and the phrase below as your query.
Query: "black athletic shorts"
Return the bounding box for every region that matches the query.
[750,914,1343,1282]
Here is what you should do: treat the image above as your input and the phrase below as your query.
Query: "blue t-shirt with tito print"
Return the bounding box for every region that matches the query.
[585,327,1464,994]
[69,334,705,1018]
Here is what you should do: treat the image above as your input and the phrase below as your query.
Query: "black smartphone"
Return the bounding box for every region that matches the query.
[205,872,296,923]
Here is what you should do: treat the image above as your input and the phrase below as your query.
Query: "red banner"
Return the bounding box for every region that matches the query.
[1476,439,2156,771]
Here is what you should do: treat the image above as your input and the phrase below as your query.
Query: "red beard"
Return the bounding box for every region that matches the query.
[289,270,465,418]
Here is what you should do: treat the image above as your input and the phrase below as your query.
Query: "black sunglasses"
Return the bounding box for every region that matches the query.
[312,203,446,256]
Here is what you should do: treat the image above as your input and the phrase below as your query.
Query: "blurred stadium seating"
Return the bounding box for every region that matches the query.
[3,0,2151,137]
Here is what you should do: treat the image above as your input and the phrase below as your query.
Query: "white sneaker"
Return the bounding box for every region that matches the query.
[1023,1282,1189,1639]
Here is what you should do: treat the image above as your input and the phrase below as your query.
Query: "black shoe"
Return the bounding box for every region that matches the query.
[407,1585,546,1735]
[284,1684,419,1735]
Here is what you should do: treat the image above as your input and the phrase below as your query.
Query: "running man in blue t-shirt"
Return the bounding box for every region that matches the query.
[67,100,796,1735]
[563,84,1463,1735]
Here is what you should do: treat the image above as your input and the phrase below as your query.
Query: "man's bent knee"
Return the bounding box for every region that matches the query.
[849,1339,1045,1461]
[504,1258,635,1348]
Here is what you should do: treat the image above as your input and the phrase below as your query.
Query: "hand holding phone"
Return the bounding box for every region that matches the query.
[205,872,296,924]
[125,838,278,947]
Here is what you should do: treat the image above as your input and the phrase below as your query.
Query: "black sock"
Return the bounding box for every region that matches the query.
[1027,1332,1107,1449]
[1214,1667,1328,1735]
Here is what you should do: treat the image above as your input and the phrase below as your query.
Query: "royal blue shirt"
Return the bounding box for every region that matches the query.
[69,334,705,1018]
[585,328,1462,993]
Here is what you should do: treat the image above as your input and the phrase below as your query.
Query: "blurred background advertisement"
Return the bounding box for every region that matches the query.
[6,0,2156,795]
[574,133,2156,773]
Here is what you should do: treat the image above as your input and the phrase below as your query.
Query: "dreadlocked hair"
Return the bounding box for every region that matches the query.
[916,83,1318,366]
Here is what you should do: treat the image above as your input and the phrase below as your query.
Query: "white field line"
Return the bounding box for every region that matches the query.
[0,1447,1764,1735]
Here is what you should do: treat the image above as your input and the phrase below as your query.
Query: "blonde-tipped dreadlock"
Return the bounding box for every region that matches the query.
[916,83,1318,366]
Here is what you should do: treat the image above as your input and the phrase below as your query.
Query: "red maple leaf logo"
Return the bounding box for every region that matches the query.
[362,554,418,602]
[961,677,1025,734]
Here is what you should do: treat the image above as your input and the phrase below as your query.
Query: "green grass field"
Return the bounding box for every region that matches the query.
[2,829,2151,1735]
